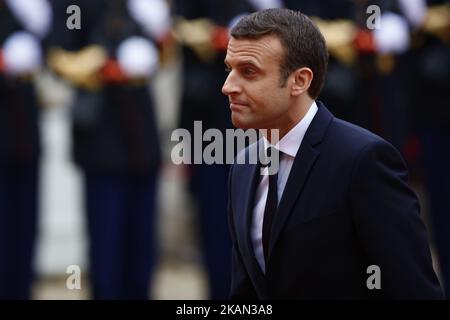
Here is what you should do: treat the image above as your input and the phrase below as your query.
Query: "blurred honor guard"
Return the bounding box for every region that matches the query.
[46,0,169,299]
[0,0,51,299]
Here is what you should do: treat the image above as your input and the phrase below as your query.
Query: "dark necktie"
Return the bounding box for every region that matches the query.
[262,147,279,264]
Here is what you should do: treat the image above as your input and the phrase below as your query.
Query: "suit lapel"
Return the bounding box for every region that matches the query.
[267,101,334,262]
[267,143,319,260]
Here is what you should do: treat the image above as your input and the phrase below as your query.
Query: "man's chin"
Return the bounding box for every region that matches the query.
[231,116,253,129]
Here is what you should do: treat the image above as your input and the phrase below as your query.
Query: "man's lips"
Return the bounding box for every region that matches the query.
[229,101,249,111]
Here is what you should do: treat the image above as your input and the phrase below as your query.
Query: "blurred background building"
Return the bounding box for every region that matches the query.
[0,0,449,299]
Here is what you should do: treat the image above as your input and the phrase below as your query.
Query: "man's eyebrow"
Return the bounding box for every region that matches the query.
[224,59,260,68]
[238,60,260,68]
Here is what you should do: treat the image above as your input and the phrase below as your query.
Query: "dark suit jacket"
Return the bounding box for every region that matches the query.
[228,101,443,299]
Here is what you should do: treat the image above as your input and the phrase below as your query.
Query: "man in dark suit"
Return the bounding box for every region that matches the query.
[223,8,442,299]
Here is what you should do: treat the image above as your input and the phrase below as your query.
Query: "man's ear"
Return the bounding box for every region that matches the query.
[291,67,313,96]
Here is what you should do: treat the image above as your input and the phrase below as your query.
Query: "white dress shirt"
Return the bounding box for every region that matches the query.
[251,101,318,273]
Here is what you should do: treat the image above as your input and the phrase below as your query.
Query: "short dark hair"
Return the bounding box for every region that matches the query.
[230,8,329,99]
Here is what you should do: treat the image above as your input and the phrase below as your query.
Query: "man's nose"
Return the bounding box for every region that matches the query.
[222,73,239,96]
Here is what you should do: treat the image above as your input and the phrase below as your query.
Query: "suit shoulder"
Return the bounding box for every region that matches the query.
[319,117,407,173]
[326,118,397,155]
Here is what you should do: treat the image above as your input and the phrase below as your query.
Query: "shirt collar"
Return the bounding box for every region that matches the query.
[262,101,318,158]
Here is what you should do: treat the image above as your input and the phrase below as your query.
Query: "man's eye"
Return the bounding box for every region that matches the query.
[243,68,256,76]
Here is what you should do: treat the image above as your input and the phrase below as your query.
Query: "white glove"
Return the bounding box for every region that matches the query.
[5,0,52,38]
[127,0,172,41]
[374,12,410,54]
[2,31,42,75]
[397,0,426,29]
[248,0,283,10]
[117,36,159,78]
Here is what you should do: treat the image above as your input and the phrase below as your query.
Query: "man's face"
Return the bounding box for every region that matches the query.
[222,35,292,130]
